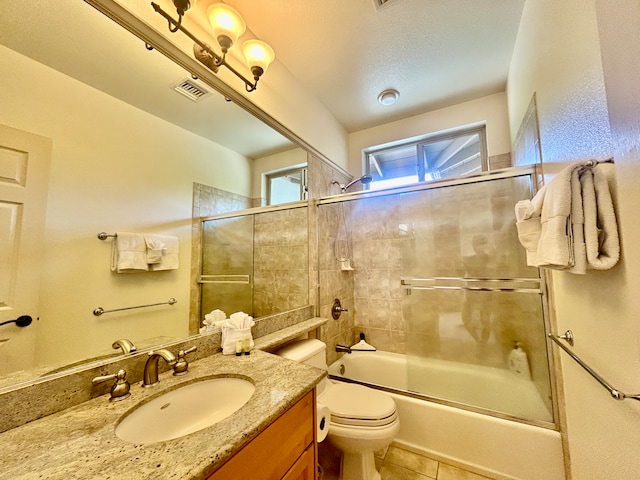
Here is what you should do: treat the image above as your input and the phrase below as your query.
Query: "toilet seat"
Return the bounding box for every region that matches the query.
[320,383,398,428]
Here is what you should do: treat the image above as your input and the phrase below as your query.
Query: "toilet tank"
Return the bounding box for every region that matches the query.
[275,339,327,370]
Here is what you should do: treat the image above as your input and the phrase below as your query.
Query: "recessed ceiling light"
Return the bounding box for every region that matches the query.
[378,89,399,106]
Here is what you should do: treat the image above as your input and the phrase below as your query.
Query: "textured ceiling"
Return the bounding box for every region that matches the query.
[1,0,525,156]
[217,0,526,132]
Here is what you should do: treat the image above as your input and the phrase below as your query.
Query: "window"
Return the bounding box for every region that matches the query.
[364,126,488,190]
[266,166,308,205]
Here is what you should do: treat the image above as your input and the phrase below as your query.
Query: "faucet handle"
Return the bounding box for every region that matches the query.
[173,346,197,376]
[92,369,131,402]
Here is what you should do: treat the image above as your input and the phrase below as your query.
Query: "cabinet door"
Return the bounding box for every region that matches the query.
[282,445,316,480]
[207,390,315,480]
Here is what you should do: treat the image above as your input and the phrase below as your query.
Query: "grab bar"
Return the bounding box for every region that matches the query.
[93,298,177,316]
[548,331,640,402]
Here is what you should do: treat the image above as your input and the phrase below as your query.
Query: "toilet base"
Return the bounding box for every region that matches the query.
[339,451,380,480]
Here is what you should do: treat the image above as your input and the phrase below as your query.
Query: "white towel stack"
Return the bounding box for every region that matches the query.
[221,312,255,355]
[515,162,620,274]
[111,233,179,273]
[201,309,227,333]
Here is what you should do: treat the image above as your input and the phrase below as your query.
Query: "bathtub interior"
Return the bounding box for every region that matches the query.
[328,350,554,425]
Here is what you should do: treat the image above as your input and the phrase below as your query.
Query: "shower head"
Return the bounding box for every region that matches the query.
[335,175,373,193]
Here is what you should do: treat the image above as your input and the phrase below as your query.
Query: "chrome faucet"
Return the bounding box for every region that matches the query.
[112,338,137,354]
[336,344,352,354]
[142,349,177,387]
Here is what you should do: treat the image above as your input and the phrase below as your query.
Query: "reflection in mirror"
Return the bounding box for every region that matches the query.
[200,205,309,320]
[0,0,309,389]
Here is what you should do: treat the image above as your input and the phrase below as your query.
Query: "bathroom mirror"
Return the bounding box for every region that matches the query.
[0,0,313,387]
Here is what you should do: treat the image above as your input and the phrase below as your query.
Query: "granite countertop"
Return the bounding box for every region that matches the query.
[0,350,325,479]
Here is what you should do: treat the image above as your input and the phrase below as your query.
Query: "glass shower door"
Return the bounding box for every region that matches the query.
[200,215,254,317]
[399,174,554,424]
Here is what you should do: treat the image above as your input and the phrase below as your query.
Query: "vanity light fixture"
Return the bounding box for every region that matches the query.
[151,1,275,92]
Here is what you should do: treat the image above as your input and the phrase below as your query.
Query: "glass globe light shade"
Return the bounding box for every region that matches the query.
[207,3,246,51]
[242,39,275,76]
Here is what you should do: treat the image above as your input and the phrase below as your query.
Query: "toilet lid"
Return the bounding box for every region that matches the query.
[320,383,398,427]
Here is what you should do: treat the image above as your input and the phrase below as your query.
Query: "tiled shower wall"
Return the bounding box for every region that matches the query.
[253,207,309,317]
[308,154,355,365]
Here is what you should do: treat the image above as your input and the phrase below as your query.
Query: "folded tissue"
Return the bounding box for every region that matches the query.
[200,309,227,334]
[221,312,255,355]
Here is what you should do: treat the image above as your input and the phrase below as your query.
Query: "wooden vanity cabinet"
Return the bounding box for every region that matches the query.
[206,389,317,480]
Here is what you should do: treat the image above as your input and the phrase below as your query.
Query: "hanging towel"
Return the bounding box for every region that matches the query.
[582,163,620,270]
[515,161,620,274]
[111,232,149,273]
[515,184,546,266]
[536,163,584,269]
[147,234,179,271]
[144,235,166,265]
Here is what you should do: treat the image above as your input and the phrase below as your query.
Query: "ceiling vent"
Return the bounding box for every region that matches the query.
[171,78,211,102]
[373,0,398,10]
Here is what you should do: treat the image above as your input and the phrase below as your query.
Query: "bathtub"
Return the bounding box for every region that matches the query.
[328,350,566,480]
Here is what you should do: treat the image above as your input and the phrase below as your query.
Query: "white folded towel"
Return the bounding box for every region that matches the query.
[514,161,620,274]
[582,163,620,270]
[111,232,148,273]
[221,312,255,355]
[144,235,166,264]
[536,163,583,269]
[147,235,179,271]
[204,309,227,324]
[228,311,253,329]
[515,184,546,266]
[203,309,227,332]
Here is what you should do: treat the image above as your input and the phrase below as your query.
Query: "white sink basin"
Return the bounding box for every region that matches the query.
[115,377,255,444]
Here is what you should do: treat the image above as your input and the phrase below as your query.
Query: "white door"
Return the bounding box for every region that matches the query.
[0,123,51,375]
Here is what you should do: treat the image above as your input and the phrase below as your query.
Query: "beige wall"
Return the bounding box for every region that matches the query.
[1,45,253,368]
[348,92,512,176]
[507,1,640,479]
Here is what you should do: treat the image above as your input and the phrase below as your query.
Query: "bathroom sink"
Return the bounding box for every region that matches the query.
[115,377,255,444]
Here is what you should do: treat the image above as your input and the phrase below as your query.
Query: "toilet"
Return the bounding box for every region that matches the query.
[275,339,399,480]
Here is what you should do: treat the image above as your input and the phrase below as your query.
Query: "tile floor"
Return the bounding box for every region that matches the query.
[320,443,497,480]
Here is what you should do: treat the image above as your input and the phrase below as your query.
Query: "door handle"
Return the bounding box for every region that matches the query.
[0,315,33,327]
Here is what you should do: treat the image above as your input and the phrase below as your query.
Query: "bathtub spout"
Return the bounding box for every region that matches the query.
[336,344,352,354]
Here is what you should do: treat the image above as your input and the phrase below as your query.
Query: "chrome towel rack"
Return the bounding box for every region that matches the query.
[93,298,177,316]
[549,330,640,402]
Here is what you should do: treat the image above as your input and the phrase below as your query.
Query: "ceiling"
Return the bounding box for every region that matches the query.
[0,0,525,157]
[220,0,526,132]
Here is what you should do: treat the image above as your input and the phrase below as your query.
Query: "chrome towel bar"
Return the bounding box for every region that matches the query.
[93,298,177,316]
[401,277,542,294]
[548,331,640,402]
